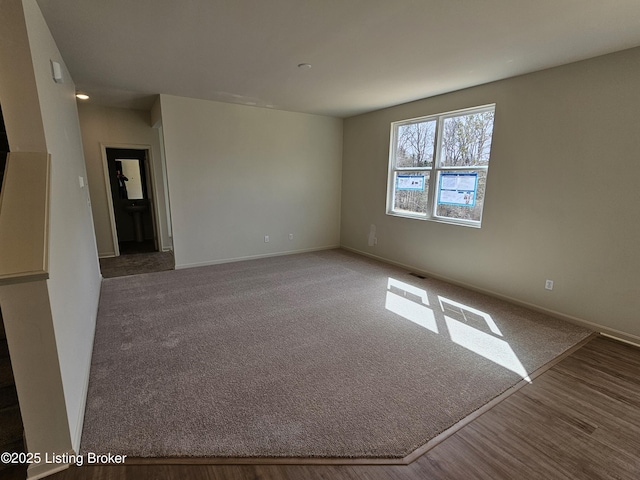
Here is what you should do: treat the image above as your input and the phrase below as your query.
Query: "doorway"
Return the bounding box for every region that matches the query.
[106,147,158,255]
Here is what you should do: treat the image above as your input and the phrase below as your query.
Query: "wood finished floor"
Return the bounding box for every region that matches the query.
[99,251,174,278]
[9,335,640,480]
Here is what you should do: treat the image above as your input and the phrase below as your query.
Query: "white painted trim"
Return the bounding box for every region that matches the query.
[101,143,163,254]
[387,104,495,227]
[26,449,74,479]
[156,125,173,240]
[341,246,640,346]
[98,252,116,259]
[99,144,120,257]
[141,146,160,251]
[601,333,640,349]
[70,289,100,452]
[175,245,340,270]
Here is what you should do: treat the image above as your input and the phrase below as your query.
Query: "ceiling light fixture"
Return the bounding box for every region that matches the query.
[297,63,312,69]
[75,92,90,100]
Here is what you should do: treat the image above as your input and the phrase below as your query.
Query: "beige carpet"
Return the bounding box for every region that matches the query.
[82,249,591,458]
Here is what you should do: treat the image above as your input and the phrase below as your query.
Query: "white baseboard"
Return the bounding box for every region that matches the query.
[601,332,640,348]
[70,300,100,452]
[175,245,340,270]
[342,246,640,346]
[26,450,74,479]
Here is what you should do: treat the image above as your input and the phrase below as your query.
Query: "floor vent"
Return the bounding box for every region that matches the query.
[409,272,426,279]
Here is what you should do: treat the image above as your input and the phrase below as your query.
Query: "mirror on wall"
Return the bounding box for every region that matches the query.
[116,158,144,200]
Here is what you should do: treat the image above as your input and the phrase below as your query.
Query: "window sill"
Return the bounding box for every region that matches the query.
[386,211,482,228]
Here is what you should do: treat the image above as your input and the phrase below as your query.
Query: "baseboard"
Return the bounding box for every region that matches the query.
[71,308,99,452]
[341,246,640,345]
[26,450,74,479]
[601,332,640,349]
[175,245,340,270]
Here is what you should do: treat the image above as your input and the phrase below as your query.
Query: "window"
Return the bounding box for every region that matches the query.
[387,105,495,227]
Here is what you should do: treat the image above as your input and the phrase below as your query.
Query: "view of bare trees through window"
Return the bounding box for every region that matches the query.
[389,106,495,224]
[441,111,494,167]
[396,119,435,168]
[437,110,494,221]
[393,119,436,214]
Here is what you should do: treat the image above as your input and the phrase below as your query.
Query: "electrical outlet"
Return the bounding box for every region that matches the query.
[264,235,269,243]
[289,233,294,240]
[545,279,554,290]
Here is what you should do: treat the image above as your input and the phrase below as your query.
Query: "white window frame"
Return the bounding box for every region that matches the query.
[386,104,495,227]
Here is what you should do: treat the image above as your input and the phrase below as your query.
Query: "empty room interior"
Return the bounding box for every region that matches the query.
[1,1,640,479]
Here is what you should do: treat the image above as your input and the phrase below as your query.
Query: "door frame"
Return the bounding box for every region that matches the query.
[101,143,159,256]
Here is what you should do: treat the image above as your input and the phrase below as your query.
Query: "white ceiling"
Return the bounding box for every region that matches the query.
[37,0,640,117]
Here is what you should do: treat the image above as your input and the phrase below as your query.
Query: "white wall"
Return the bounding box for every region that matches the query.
[341,47,640,342]
[0,1,102,475]
[22,0,102,453]
[77,103,173,256]
[160,95,343,268]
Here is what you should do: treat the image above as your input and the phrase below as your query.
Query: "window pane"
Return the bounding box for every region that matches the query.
[435,170,487,222]
[441,111,494,167]
[395,120,436,168]
[393,171,430,216]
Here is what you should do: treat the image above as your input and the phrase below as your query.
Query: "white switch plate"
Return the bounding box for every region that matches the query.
[545,279,554,290]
